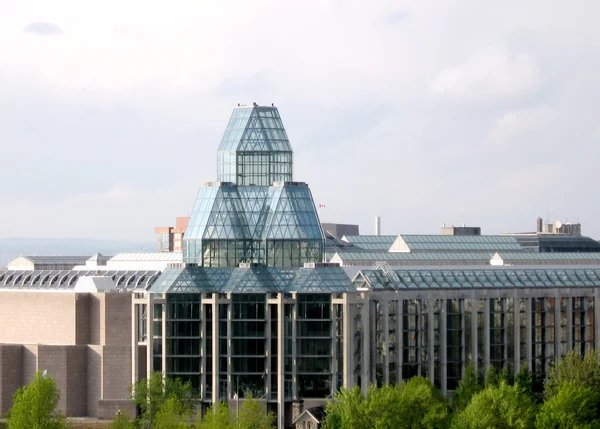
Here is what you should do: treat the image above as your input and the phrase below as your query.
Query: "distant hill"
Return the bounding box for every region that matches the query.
[0,237,157,268]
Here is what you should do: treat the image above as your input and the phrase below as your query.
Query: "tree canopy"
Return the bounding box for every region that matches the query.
[322,377,448,429]
[536,382,600,429]
[8,371,66,429]
[452,382,537,429]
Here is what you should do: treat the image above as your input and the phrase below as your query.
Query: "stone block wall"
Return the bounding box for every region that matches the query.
[0,345,22,412]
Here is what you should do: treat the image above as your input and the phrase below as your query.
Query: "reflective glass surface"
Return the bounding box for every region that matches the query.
[217,106,292,186]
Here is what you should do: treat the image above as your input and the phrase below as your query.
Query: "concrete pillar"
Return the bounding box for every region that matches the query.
[131,298,138,386]
[440,299,447,395]
[513,294,520,373]
[227,295,233,400]
[265,301,271,398]
[396,299,403,384]
[471,298,478,373]
[146,294,154,379]
[370,300,377,384]
[161,295,167,375]
[342,295,353,388]
[594,290,600,350]
[554,294,560,363]
[483,298,490,376]
[331,300,338,393]
[382,300,389,385]
[566,296,573,353]
[291,296,297,398]
[277,294,285,429]
[200,297,207,400]
[525,298,532,369]
[428,300,434,385]
[212,299,219,404]
[361,297,370,396]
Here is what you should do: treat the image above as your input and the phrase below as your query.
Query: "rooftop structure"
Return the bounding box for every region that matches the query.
[183,105,324,268]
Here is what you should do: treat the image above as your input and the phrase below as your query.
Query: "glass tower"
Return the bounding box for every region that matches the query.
[183,105,324,267]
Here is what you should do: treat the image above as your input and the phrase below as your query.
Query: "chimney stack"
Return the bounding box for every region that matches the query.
[375,217,381,236]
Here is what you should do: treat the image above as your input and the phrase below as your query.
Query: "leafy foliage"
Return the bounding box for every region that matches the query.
[485,366,500,388]
[109,410,135,429]
[130,371,194,425]
[536,382,600,429]
[196,402,232,429]
[154,397,191,429]
[234,396,275,429]
[322,378,448,429]
[452,382,537,429]
[451,363,482,412]
[545,351,600,398]
[515,364,533,398]
[8,371,66,429]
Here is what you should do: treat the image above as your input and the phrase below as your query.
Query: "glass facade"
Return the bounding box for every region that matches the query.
[183,105,324,268]
[217,106,292,186]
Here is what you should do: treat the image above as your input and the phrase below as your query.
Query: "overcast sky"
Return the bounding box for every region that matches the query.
[1,0,599,241]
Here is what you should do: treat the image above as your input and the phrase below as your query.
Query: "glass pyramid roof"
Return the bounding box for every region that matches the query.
[150,265,354,293]
[218,106,292,152]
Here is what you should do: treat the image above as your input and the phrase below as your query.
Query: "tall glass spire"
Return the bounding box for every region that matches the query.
[183,105,324,267]
[217,105,293,186]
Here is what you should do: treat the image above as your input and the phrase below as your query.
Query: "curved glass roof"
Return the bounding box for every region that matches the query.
[0,270,160,291]
[149,265,354,293]
[353,268,600,290]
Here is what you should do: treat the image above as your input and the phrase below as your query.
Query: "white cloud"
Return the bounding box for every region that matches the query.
[430,48,542,104]
[488,105,556,148]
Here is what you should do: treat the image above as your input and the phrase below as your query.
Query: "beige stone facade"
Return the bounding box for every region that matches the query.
[0,291,137,418]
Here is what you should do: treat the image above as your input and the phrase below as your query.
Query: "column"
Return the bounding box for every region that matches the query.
[566,296,573,352]
[277,294,285,429]
[525,298,532,369]
[212,298,220,404]
[471,298,478,374]
[147,294,154,380]
[265,301,271,398]
[291,297,297,398]
[513,293,520,373]
[382,300,389,385]
[361,296,370,396]
[200,297,207,400]
[396,300,403,384]
[227,295,233,400]
[483,298,490,377]
[342,295,353,388]
[162,295,167,375]
[428,299,434,385]
[131,297,138,386]
[440,299,447,395]
[331,299,338,392]
[554,293,561,363]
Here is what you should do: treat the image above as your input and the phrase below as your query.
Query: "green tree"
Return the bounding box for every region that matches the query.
[130,371,194,424]
[234,396,275,429]
[154,397,191,429]
[545,351,600,398]
[196,402,232,429]
[451,363,482,411]
[323,378,448,429]
[536,382,600,429]
[8,371,66,429]
[452,382,537,429]
[515,364,533,398]
[109,410,135,429]
[485,366,499,388]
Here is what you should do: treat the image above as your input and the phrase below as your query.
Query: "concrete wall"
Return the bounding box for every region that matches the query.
[0,292,77,344]
[0,345,22,412]
[0,292,135,417]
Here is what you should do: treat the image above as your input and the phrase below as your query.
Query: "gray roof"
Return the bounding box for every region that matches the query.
[0,270,160,291]
[353,267,600,290]
[149,265,354,293]
[18,256,91,264]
